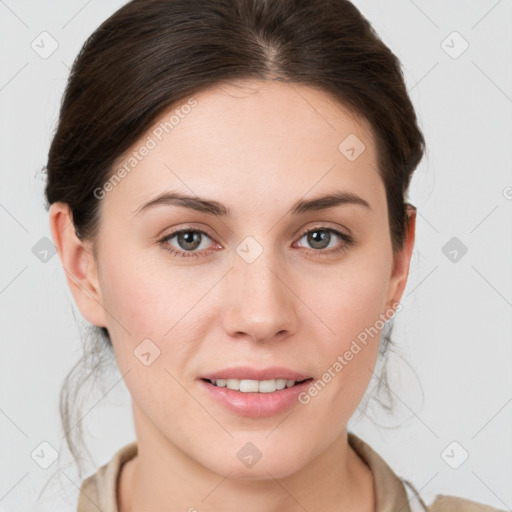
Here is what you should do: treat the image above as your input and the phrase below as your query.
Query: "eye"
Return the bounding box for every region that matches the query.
[158,228,216,258]
[158,225,354,259]
[295,227,354,255]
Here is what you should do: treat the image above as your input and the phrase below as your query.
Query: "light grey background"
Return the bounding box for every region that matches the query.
[1,1,511,510]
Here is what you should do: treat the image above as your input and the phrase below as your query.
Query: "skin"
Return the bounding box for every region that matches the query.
[49,79,416,512]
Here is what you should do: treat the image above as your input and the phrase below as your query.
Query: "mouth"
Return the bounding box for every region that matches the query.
[198,368,315,417]
[202,377,312,393]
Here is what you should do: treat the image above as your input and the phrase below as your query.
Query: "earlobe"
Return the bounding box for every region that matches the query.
[48,202,108,328]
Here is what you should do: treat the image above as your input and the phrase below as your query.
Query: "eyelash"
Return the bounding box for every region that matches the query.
[157,226,355,259]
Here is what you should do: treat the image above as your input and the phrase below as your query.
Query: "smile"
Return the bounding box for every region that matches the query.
[206,378,307,393]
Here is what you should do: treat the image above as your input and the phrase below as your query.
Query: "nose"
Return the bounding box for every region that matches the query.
[221,250,298,344]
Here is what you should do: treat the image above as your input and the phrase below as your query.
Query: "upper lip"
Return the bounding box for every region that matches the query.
[201,366,312,382]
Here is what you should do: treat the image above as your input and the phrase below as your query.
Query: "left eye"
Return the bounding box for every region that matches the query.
[295,228,349,251]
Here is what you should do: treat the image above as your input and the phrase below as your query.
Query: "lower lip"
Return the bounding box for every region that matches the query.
[199,379,313,418]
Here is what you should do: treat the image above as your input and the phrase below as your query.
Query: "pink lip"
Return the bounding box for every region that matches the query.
[200,366,311,382]
[198,366,314,418]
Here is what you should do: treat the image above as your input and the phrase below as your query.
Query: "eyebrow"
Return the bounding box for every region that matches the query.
[133,190,371,217]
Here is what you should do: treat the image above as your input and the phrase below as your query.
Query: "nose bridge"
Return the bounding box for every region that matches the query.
[222,242,296,341]
[241,255,283,304]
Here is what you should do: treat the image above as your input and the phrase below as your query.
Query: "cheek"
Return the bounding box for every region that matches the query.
[308,258,391,352]
[98,254,208,431]
[98,247,217,378]
[299,253,392,407]
[99,244,190,337]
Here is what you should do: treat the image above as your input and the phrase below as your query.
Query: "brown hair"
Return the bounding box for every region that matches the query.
[44,0,425,479]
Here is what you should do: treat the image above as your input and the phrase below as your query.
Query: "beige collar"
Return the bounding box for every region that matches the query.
[348,432,413,511]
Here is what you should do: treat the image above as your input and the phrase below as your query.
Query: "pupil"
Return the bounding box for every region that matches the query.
[309,230,329,249]
[179,231,201,250]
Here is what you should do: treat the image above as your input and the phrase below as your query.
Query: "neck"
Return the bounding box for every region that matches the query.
[118,404,375,512]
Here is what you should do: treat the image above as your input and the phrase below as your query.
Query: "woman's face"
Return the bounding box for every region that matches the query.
[59,79,414,479]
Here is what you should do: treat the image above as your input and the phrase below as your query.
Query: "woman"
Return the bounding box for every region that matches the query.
[44,0,503,510]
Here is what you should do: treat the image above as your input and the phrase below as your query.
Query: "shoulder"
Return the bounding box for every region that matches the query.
[403,477,504,511]
[77,441,138,512]
[427,494,505,512]
[347,433,504,512]
[77,471,103,511]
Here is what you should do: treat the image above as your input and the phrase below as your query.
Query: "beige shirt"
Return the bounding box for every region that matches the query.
[77,432,503,512]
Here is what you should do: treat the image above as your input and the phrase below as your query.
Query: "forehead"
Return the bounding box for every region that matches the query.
[102,79,382,217]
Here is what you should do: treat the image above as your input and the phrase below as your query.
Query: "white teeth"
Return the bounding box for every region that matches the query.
[210,378,298,392]
[239,380,259,392]
[258,380,276,393]
[226,379,239,390]
[276,379,287,390]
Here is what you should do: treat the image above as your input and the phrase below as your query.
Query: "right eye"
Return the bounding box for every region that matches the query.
[158,228,218,258]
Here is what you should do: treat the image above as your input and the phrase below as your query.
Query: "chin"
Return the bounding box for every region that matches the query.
[219,462,305,482]
[200,444,311,481]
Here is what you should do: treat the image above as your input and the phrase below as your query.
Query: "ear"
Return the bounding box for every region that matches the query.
[384,204,416,318]
[49,202,108,328]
